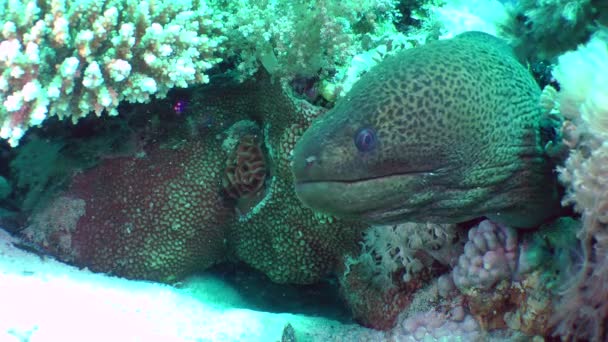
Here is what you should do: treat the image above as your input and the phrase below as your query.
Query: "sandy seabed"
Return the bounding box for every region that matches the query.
[0,228,379,342]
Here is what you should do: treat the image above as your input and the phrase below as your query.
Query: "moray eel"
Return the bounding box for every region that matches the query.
[291,32,561,228]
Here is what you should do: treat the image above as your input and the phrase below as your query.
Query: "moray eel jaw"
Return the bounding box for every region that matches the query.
[294,169,496,225]
[295,172,433,224]
[291,109,451,224]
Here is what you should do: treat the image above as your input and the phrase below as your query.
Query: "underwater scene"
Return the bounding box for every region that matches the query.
[1,0,608,341]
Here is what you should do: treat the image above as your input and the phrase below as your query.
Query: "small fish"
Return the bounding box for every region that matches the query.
[173,98,189,115]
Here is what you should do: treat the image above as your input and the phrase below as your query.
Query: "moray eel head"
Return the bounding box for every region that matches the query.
[292,32,561,228]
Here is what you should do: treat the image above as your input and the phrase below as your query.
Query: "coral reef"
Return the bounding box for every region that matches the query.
[452,220,518,292]
[390,308,482,341]
[441,219,567,334]
[517,217,582,289]
[192,74,368,284]
[502,271,555,336]
[0,0,225,146]
[449,220,520,330]
[4,1,608,340]
[0,0,511,148]
[22,139,231,282]
[350,223,460,290]
[339,258,431,330]
[546,29,608,341]
[18,72,367,288]
[431,0,508,39]
[338,222,462,329]
[210,0,402,81]
[222,134,267,200]
[502,0,608,63]
[9,136,68,212]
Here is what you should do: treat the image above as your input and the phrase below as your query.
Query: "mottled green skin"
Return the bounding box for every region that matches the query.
[194,74,366,284]
[292,32,560,228]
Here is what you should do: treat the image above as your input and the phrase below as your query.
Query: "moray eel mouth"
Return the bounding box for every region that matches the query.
[295,170,436,224]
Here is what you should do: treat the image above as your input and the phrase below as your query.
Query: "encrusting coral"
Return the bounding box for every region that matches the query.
[22,139,231,282]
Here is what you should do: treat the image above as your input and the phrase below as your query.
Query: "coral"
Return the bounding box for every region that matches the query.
[339,257,431,330]
[452,220,518,292]
[553,29,608,139]
[445,219,575,336]
[0,0,225,146]
[450,220,520,330]
[437,273,457,298]
[430,0,508,39]
[0,176,9,200]
[22,139,231,283]
[336,222,462,329]
[352,223,460,290]
[549,29,608,341]
[222,134,267,200]
[389,307,482,341]
[192,72,368,285]
[517,217,582,288]
[553,143,608,338]
[22,195,85,261]
[503,271,554,336]
[8,136,66,211]
[7,115,139,219]
[20,71,367,286]
[209,0,403,82]
[502,0,607,62]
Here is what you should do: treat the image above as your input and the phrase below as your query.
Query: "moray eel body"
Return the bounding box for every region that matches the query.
[291,32,561,228]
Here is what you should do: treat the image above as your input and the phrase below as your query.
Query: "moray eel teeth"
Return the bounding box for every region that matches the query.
[292,31,562,228]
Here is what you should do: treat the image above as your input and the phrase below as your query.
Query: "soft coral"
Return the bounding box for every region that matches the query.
[550,29,608,341]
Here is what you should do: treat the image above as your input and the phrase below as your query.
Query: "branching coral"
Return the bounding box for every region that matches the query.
[209,0,403,83]
[0,0,225,146]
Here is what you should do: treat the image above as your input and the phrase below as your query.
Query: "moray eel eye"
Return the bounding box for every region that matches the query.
[354,127,377,152]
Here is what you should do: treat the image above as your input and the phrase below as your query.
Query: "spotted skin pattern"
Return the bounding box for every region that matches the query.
[292,32,561,228]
